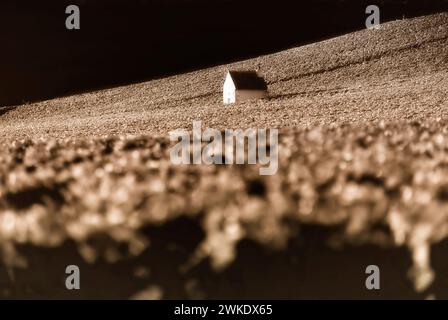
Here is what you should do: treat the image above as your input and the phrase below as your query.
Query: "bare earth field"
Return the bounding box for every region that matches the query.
[0,13,448,299]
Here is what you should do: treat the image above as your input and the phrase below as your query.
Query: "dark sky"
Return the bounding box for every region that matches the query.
[1,0,447,106]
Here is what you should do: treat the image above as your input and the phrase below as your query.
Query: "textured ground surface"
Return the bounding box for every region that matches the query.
[1,13,447,140]
[0,13,448,299]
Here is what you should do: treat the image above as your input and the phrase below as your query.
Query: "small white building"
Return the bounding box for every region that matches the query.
[223,70,268,104]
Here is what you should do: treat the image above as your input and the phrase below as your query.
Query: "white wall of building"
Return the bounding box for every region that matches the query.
[223,72,236,104]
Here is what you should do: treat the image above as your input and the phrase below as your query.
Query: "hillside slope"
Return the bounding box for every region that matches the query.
[0,13,448,299]
[1,13,447,140]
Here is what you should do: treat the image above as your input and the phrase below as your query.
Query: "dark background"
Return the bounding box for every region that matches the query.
[1,0,447,106]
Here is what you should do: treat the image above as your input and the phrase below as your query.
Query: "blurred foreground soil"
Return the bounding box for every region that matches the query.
[1,121,448,299]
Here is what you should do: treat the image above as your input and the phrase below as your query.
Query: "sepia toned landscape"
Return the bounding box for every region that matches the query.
[0,12,448,299]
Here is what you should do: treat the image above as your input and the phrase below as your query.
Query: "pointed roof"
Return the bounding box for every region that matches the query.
[227,70,267,91]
